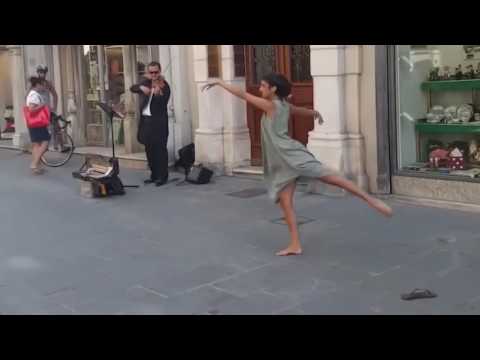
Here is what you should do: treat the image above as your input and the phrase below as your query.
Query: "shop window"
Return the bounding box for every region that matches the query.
[207,45,221,78]
[233,45,245,77]
[396,45,480,179]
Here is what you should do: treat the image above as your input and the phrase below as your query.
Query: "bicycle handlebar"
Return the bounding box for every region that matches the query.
[51,114,71,125]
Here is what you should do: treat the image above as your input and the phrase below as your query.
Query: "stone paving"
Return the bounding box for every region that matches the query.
[1,149,479,315]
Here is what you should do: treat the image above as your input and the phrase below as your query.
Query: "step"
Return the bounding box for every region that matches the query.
[0,138,17,151]
[232,166,263,175]
[232,166,264,180]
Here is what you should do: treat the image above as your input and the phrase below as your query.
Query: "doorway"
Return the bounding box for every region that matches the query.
[245,45,313,165]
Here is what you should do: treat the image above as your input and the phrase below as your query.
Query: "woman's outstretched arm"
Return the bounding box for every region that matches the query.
[202,80,274,114]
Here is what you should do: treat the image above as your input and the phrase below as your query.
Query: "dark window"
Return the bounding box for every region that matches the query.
[207,45,221,78]
[233,45,245,77]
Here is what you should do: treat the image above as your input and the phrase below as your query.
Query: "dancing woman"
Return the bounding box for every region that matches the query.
[203,73,392,256]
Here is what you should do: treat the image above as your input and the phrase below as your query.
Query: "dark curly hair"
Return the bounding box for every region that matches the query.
[261,73,292,100]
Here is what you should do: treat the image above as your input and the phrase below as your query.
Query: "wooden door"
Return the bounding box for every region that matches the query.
[245,45,313,166]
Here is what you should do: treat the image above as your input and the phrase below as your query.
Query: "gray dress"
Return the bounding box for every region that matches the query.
[261,99,339,203]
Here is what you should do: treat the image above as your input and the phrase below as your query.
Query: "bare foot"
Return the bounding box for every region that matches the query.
[369,198,393,218]
[276,246,303,257]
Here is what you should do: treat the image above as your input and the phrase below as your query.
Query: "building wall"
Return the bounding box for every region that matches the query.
[170,45,194,155]
[359,45,380,193]
[23,45,55,80]
[187,45,199,136]
[0,50,12,128]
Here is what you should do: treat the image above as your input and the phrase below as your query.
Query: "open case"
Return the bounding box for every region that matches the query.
[72,102,138,197]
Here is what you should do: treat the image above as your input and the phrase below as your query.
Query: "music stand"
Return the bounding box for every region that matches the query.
[96,102,139,189]
[96,102,125,160]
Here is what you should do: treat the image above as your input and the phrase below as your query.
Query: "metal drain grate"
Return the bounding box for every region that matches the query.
[270,216,316,226]
[226,188,268,199]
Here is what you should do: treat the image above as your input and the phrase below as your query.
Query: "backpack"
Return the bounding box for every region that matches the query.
[185,165,214,185]
[175,143,195,174]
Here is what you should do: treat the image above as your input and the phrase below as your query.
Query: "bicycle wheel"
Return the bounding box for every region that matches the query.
[41,132,75,167]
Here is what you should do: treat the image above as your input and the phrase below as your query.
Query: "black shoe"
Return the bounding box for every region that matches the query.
[61,146,72,153]
[155,179,168,187]
[144,179,156,185]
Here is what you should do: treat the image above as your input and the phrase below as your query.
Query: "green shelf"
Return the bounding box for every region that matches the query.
[416,122,480,134]
[421,79,480,92]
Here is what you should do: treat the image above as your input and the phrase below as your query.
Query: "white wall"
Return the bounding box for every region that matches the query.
[187,45,199,136]
[157,45,196,161]
[170,45,193,153]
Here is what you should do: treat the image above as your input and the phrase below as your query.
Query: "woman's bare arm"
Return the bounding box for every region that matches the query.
[28,103,43,111]
[289,104,324,125]
[202,81,274,114]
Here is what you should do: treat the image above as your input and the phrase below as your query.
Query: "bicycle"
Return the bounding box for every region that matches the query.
[41,113,75,167]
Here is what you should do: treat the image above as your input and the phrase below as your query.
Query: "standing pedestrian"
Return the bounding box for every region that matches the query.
[34,65,69,153]
[25,77,50,175]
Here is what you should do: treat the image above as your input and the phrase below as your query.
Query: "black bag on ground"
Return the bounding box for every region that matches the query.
[102,176,126,196]
[186,164,213,185]
[175,143,195,172]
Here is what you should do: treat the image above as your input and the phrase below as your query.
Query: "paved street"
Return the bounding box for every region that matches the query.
[1,148,480,315]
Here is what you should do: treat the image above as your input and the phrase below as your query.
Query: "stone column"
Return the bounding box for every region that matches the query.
[170,45,193,158]
[52,45,64,115]
[307,45,369,194]
[69,45,86,147]
[193,45,225,174]
[7,45,28,150]
[220,45,250,175]
[159,45,176,164]
[122,45,142,154]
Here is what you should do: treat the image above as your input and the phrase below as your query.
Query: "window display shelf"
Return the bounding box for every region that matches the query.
[421,79,480,92]
[416,121,480,134]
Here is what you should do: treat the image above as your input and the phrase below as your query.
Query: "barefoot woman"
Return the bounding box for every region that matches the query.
[203,73,393,256]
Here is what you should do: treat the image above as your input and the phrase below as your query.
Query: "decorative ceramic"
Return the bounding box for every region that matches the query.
[457,104,473,123]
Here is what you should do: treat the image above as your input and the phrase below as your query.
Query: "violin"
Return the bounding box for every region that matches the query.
[151,77,166,96]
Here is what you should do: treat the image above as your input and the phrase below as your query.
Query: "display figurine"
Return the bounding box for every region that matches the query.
[443,66,451,80]
[465,64,475,79]
[448,148,465,170]
[428,67,440,81]
[476,63,480,79]
[469,140,480,162]
[455,64,463,80]
[429,148,450,169]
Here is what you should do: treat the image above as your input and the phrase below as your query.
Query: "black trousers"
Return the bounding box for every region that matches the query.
[145,139,168,181]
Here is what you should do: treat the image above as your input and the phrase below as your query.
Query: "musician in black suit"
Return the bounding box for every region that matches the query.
[130,62,171,186]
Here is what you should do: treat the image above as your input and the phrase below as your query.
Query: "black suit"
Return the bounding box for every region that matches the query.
[130,78,171,182]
